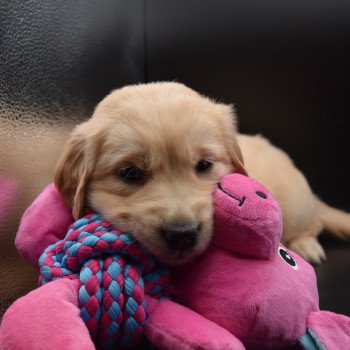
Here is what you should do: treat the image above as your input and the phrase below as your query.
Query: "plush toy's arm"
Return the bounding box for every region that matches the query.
[0,281,245,350]
[0,279,95,350]
[15,184,74,267]
[300,311,350,350]
[145,296,245,350]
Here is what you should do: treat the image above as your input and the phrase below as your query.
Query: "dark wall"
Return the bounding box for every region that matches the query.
[0,0,146,316]
[0,0,349,316]
[146,0,350,210]
[0,0,145,124]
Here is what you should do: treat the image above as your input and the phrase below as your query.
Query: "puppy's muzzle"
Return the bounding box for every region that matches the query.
[161,221,199,252]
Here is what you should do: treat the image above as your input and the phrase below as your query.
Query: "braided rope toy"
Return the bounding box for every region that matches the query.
[38,213,169,349]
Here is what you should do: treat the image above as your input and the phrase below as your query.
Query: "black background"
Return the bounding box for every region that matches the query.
[1,0,349,316]
[147,0,350,210]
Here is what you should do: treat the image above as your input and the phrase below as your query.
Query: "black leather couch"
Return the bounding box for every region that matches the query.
[147,0,350,316]
[0,0,349,319]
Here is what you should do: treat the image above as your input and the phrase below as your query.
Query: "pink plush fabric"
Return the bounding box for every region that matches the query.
[3,173,350,350]
[15,184,73,267]
[0,280,244,350]
[172,245,318,349]
[0,279,94,350]
[144,296,245,350]
[213,174,283,259]
[306,311,350,349]
[172,174,319,349]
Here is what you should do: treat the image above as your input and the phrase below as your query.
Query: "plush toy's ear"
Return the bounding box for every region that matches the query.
[300,311,350,349]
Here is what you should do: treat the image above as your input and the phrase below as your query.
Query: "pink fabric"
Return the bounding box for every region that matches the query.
[0,281,243,350]
[15,184,73,267]
[172,245,318,349]
[213,174,282,259]
[3,173,350,349]
[0,279,94,350]
[172,174,319,349]
[306,311,350,349]
[144,296,245,350]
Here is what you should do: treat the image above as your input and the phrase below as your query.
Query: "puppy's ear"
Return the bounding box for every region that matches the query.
[228,136,247,176]
[215,103,247,176]
[54,131,93,219]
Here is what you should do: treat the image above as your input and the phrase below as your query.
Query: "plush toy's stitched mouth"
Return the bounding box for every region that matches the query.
[217,182,246,206]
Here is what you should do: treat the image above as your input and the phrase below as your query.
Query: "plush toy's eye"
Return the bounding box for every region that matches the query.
[117,166,146,184]
[278,247,298,270]
[195,160,213,173]
[255,191,267,199]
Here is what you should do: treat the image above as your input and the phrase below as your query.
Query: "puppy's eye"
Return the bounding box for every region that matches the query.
[195,160,213,173]
[117,166,146,184]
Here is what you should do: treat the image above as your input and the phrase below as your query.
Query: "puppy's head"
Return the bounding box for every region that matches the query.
[55,82,246,264]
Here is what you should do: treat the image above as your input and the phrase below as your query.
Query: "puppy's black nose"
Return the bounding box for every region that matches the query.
[161,222,198,252]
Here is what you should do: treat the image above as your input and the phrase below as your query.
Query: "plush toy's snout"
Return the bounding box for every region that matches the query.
[213,173,283,259]
[217,182,247,206]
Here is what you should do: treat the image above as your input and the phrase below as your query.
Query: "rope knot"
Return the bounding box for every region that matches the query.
[39,213,169,349]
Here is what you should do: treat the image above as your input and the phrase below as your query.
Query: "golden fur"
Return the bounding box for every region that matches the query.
[55,82,350,264]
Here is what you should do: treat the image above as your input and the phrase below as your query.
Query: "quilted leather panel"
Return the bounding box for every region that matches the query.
[0,0,145,315]
[147,0,350,209]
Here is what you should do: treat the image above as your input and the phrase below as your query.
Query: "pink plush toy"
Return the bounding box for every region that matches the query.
[1,174,350,349]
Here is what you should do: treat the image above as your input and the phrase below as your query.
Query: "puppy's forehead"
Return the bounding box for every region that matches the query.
[99,94,226,167]
[114,102,220,141]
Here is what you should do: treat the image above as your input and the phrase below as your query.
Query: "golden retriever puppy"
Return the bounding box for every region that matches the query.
[55,82,350,264]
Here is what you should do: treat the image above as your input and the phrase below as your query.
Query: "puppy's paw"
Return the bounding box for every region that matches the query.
[288,236,326,264]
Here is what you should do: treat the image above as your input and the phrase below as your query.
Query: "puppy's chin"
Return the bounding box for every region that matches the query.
[88,187,215,266]
[156,249,205,266]
[136,233,212,266]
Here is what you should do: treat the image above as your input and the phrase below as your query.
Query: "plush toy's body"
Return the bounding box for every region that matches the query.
[171,175,338,349]
[1,174,350,350]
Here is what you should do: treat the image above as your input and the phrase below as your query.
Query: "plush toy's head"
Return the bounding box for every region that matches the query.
[173,173,320,349]
[213,173,283,259]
